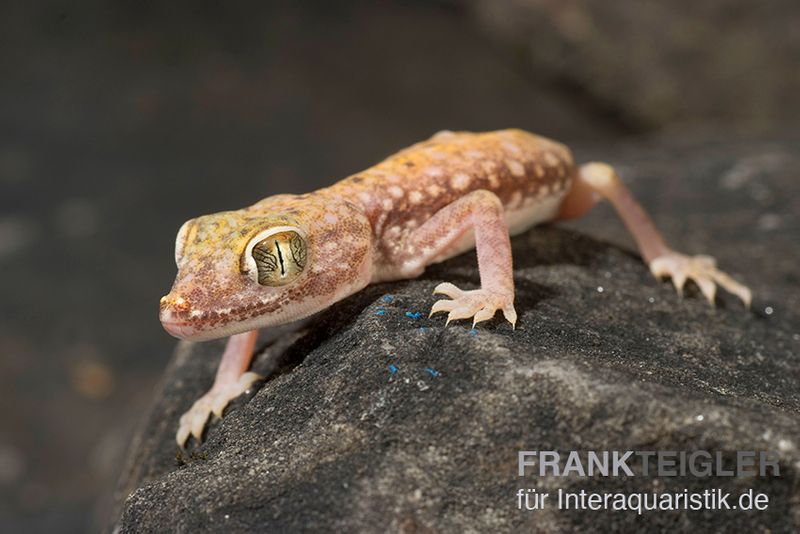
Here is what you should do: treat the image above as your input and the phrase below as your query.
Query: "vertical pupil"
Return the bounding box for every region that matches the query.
[274,240,286,276]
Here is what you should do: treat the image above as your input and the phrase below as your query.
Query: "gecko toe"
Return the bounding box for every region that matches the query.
[446,305,481,325]
[649,251,751,308]
[211,395,228,418]
[472,307,497,327]
[433,282,464,298]
[189,404,211,441]
[430,299,456,316]
[176,425,191,448]
[237,371,264,390]
[693,275,717,305]
[709,269,753,309]
[176,373,265,446]
[502,305,518,328]
[431,288,515,328]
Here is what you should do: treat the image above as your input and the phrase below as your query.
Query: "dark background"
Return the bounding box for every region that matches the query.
[1,1,797,532]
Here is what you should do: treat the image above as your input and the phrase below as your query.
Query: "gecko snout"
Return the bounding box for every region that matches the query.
[159,293,199,339]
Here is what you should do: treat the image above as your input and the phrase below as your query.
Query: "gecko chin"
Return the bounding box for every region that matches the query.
[161,318,255,342]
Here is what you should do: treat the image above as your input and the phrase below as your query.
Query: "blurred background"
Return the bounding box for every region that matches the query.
[1,1,798,531]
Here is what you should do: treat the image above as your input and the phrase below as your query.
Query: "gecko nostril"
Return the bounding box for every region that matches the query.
[160,294,191,312]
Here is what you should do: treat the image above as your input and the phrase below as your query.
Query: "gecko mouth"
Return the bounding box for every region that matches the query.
[159,299,205,340]
[161,318,198,339]
[159,303,256,341]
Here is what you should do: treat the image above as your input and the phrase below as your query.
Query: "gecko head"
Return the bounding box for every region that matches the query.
[159,196,372,341]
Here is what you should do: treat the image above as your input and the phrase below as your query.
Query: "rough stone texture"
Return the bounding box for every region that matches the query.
[464,0,800,131]
[113,137,799,533]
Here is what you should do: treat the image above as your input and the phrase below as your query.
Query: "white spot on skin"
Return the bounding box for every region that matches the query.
[190,309,203,318]
[324,213,338,224]
[502,141,521,154]
[409,191,424,204]
[509,191,522,209]
[427,184,443,197]
[382,199,393,210]
[388,186,404,199]
[506,160,525,177]
[358,192,372,204]
[465,150,485,159]
[426,166,444,177]
[481,161,496,174]
[375,212,388,235]
[488,174,500,188]
[544,152,560,166]
[451,173,470,190]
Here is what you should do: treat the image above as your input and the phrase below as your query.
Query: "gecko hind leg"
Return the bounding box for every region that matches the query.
[394,189,517,328]
[176,330,263,447]
[559,162,752,308]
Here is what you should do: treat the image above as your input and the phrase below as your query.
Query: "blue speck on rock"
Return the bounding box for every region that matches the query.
[425,367,440,377]
[405,311,422,319]
[388,364,399,374]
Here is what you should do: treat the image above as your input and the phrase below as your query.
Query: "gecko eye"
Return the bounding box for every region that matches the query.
[250,230,307,286]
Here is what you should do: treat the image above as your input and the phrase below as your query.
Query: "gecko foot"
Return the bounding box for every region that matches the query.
[649,252,752,309]
[429,282,517,328]
[176,371,263,447]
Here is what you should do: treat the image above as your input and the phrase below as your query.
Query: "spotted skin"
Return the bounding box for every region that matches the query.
[160,129,751,446]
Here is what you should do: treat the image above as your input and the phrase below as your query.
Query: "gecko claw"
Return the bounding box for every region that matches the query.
[429,283,516,329]
[649,251,751,308]
[175,372,264,447]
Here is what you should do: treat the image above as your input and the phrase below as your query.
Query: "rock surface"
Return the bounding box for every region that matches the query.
[112,138,800,533]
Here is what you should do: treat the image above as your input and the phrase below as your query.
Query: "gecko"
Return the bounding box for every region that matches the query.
[160,129,752,446]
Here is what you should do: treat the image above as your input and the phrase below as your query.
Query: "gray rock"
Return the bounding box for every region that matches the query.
[112,138,800,533]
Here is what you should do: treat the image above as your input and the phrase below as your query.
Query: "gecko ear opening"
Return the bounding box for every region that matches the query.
[246,229,307,286]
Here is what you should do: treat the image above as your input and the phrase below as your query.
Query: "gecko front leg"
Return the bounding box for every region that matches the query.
[392,189,517,328]
[559,162,752,308]
[176,330,262,446]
